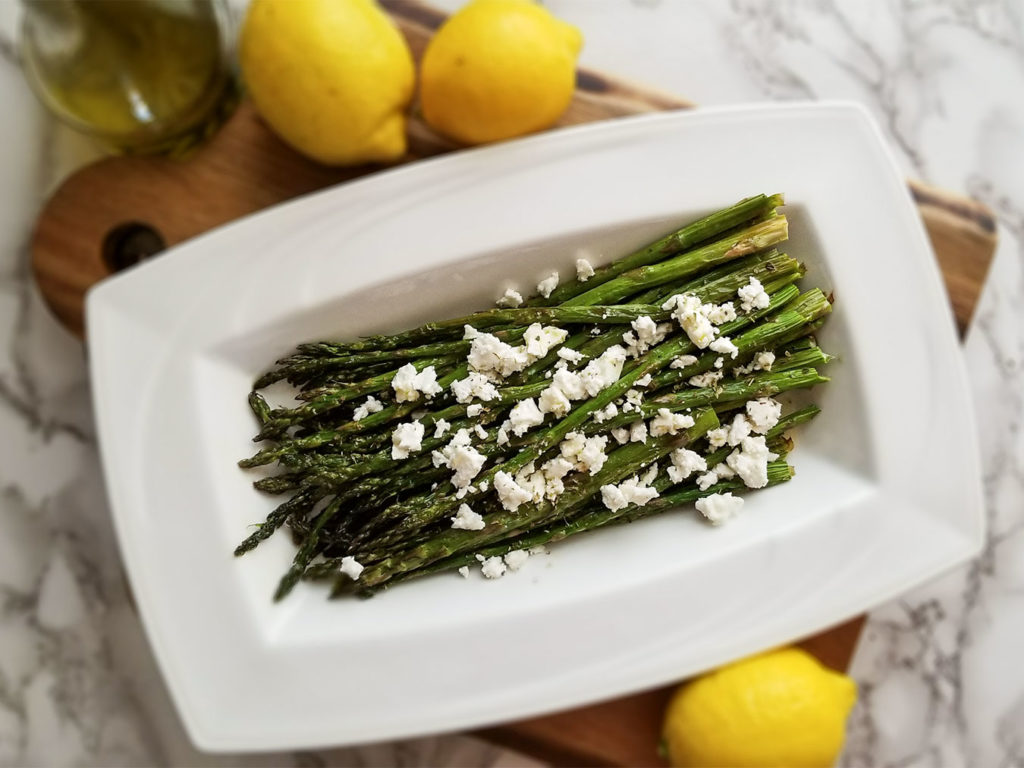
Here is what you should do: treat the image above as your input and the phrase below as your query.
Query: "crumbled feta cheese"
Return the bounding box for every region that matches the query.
[497,287,524,308]
[551,368,587,400]
[635,373,653,387]
[466,403,483,417]
[480,556,507,579]
[705,302,738,325]
[600,474,660,512]
[496,426,510,446]
[640,463,659,486]
[590,326,602,336]
[509,398,545,436]
[629,421,648,444]
[557,347,585,364]
[576,258,595,282]
[745,397,783,433]
[714,357,724,369]
[580,345,627,396]
[706,427,729,449]
[667,448,707,484]
[451,372,500,403]
[467,333,529,377]
[524,323,569,357]
[339,556,364,581]
[560,432,609,475]
[727,413,753,446]
[649,408,696,436]
[538,383,572,417]
[537,272,560,298]
[625,389,643,407]
[473,423,488,440]
[464,325,482,340]
[504,549,530,571]
[688,370,724,388]
[494,470,533,511]
[670,354,700,370]
[593,402,619,423]
[734,351,776,376]
[710,336,739,359]
[695,492,744,525]
[738,277,771,313]
[455,487,469,499]
[623,315,670,357]
[612,427,630,445]
[352,395,384,421]
[725,435,780,489]
[434,429,487,488]
[478,480,489,492]
[451,503,486,531]
[391,421,425,459]
[715,462,736,480]
[458,566,470,578]
[662,293,718,349]
[696,471,718,491]
[433,418,451,439]
[392,363,442,402]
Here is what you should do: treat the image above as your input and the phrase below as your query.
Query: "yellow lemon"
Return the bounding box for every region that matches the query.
[420,0,582,144]
[662,648,858,768]
[240,0,414,165]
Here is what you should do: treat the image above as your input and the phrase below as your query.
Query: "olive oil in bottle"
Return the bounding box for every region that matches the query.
[20,0,236,154]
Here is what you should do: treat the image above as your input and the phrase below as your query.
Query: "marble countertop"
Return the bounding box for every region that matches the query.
[1,1,1022,766]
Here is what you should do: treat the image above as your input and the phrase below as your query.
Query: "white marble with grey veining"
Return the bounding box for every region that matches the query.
[1,1,1022,766]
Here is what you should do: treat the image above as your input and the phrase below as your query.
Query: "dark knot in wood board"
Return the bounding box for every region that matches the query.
[101,222,166,273]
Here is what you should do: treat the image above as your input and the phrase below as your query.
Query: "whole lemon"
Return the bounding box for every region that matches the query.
[662,648,857,768]
[420,0,582,145]
[240,0,414,165]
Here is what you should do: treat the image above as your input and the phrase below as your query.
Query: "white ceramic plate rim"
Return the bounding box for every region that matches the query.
[87,101,984,751]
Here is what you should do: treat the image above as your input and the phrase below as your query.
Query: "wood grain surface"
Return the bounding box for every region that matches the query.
[28,1,997,765]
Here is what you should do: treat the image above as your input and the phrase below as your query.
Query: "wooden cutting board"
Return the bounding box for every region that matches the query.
[30,1,997,765]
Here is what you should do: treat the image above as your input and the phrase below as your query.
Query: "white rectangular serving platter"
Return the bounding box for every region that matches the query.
[87,102,984,751]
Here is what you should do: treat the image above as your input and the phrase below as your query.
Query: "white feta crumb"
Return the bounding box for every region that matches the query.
[635,373,653,387]
[734,350,778,376]
[629,421,648,444]
[538,382,573,417]
[695,492,744,525]
[340,556,364,581]
[391,363,442,403]
[494,470,532,511]
[593,402,619,423]
[725,435,780,489]
[497,287,524,308]
[451,503,486,531]
[688,370,724,388]
[706,427,729,449]
[464,325,482,340]
[710,336,739,359]
[496,426,510,446]
[451,372,500,403]
[466,333,530,378]
[727,413,753,446]
[524,323,569,357]
[480,556,507,579]
[509,398,545,436]
[649,408,696,436]
[473,423,488,440]
[504,549,530,571]
[478,480,490,492]
[458,566,470,578]
[705,302,738,325]
[455,487,468,499]
[590,326,602,336]
[352,395,384,422]
[714,357,724,369]
[545,370,553,379]
[466,403,483,417]
[667,448,707,484]
[599,474,659,512]
[435,428,488,488]
[745,397,783,433]
[391,421,425,459]
[625,389,643,407]
[641,463,659,486]
[579,345,628,396]
[433,418,451,439]
[737,277,771,313]
[560,432,609,475]
[612,427,630,445]
[662,293,718,349]
[537,272,560,298]
[431,482,438,490]
[557,347,585,364]
[670,354,700,370]
[576,258,595,282]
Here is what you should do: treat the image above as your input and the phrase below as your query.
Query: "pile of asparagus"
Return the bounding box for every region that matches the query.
[238,193,833,599]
